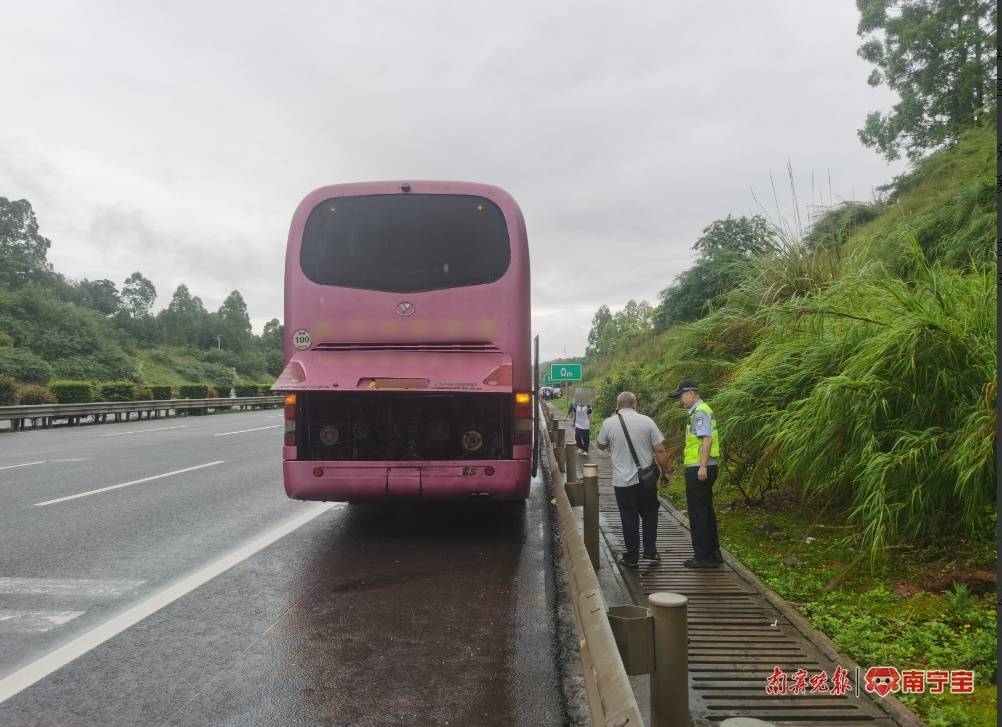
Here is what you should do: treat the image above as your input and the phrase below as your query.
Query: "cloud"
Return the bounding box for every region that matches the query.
[0,1,903,361]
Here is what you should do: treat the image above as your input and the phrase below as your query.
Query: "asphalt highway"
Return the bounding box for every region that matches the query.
[0,410,564,726]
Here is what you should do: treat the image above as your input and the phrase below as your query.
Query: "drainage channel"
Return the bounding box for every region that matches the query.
[580,450,906,726]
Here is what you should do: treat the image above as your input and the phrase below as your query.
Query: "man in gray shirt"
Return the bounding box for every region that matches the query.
[596,392,671,567]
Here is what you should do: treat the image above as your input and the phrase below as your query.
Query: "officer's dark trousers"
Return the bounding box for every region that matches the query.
[684,465,720,561]
[614,482,659,560]
[574,427,590,452]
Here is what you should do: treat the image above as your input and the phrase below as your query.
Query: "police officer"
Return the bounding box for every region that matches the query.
[668,379,722,568]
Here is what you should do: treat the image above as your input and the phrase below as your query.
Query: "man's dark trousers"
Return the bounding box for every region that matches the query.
[575,427,590,452]
[614,482,659,561]
[684,464,720,561]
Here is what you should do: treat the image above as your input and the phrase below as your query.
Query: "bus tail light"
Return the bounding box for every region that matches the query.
[483,365,512,386]
[514,392,532,445]
[284,393,297,448]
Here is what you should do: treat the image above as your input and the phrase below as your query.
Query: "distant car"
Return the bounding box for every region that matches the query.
[550,386,562,399]
[539,386,554,400]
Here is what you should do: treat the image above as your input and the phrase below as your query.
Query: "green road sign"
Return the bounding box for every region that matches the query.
[550,363,582,382]
[542,373,553,384]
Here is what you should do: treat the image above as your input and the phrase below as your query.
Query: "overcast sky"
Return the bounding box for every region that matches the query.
[1,1,903,361]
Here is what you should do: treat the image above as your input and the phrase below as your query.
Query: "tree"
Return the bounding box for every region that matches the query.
[121,272,157,317]
[73,278,121,315]
[0,198,53,286]
[585,305,613,358]
[613,300,654,339]
[212,290,253,352]
[261,318,283,345]
[218,291,251,334]
[158,284,209,345]
[856,0,997,161]
[692,215,776,257]
[653,215,775,330]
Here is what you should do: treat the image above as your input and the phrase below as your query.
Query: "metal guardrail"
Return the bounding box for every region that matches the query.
[540,400,645,727]
[0,396,283,431]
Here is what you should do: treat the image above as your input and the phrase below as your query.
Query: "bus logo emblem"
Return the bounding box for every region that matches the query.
[395,301,415,316]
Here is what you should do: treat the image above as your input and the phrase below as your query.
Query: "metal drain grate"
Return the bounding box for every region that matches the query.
[584,452,901,726]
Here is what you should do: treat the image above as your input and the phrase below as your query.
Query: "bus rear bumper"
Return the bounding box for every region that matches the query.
[283,459,531,501]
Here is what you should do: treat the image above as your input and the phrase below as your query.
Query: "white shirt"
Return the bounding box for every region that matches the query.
[571,404,591,429]
[596,408,665,487]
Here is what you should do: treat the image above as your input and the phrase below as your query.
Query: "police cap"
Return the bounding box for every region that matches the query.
[668,379,699,398]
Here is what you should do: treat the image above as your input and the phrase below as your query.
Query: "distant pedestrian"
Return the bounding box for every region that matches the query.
[596,392,671,568]
[567,400,593,453]
[668,379,722,568]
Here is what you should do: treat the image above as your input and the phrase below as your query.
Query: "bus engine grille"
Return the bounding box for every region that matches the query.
[299,392,513,462]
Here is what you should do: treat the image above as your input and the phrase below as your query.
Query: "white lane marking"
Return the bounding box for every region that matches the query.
[0,502,339,704]
[100,426,187,438]
[213,425,280,437]
[33,461,225,507]
[0,578,145,597]
[0,611,86,634]
[49,458,89,463]
[0,461,46,471]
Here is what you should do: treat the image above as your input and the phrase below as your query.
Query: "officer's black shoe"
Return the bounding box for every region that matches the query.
[713,549,724,563]
[683,558,719,569]
[618,555,639,569]
[642,552,661,561]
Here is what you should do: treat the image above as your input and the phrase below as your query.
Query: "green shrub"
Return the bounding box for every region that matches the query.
[17,384,56,405]
[48,380,93,403]
[178,384,209,399]
[234,382,260,397]
[150,385,172,400]
[207,385,220,398]
[178,361,234,393]
[135,386,153,400]
[0,374,15,405]
[98,381,137,402]
[0,347,54,383]
[50,353,136,382]
[258,383,274,396]
[147,349,172,365]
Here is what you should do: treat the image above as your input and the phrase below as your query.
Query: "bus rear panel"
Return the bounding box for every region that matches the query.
[276,181,532,501]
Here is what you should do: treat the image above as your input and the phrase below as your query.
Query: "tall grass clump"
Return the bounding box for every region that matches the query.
[721,237,996,560]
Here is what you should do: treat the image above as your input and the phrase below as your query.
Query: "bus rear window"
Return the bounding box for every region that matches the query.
[300,194,511,293]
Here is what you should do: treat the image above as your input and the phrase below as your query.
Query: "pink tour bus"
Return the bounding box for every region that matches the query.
[274,181,534,501]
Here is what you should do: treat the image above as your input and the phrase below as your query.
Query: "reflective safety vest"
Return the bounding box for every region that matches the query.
[684,401,720,466]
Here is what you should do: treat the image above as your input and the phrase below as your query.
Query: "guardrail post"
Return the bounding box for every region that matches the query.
[649,592,688,727]
[565,439,578,480]
[582,462,599,570]
[564,441,579,504]
[555,425,566,473]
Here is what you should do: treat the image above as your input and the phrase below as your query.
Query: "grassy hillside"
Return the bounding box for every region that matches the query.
[584,126,996,556]
[580,125,997,727]
[0,196,280,401]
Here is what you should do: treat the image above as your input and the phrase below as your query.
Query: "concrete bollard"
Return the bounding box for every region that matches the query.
[582,462,599,570]
[648,592,688,727]
[565,441,578,484]
[564,441,581,505]
[555,426,566,473]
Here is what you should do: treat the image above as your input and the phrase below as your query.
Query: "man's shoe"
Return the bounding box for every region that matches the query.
[618,555,639,569]
[713,549,724,563]
[642,552,661,561]
[683,558,719,569]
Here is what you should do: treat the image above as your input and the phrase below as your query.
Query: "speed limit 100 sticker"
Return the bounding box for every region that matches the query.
[292,329,312,350]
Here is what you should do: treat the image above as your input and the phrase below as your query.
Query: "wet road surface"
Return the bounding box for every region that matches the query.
[0,411,564,725]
